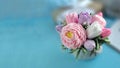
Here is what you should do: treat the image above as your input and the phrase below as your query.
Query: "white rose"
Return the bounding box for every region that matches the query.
[87,21,102,39]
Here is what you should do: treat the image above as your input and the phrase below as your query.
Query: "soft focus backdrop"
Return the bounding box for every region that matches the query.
[0,0,120,68]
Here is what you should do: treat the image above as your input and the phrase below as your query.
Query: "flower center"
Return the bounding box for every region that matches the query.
[66,31,73,38]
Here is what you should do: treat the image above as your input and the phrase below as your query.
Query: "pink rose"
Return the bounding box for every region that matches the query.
[60,23,86,49]
[65,12,78,24]
[91,12,106,28]
[101,28,111,38]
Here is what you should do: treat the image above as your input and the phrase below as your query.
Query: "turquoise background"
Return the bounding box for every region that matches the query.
[0,0,120,68]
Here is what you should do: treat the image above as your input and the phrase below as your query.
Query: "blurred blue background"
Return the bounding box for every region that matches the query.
[0,0,120,68]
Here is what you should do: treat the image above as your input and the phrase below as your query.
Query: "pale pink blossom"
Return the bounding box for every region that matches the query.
[101,28,111,38]
[65,12,78,24]
[60,23,86,49]
[91,12,106,28]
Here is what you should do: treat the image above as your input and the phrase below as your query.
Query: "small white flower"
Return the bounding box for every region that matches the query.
[87,21,102,39]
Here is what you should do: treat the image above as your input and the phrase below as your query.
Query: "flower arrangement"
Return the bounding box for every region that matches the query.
[56,12,111,59]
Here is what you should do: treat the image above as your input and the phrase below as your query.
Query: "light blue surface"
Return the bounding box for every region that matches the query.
[0,0,120,68]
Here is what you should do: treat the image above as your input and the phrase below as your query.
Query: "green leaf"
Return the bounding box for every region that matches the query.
[103,38,110,43]
[75,49,81,59]
[95,39,100,50]
[61,45,67,50]
[90,50,94,56]
[82,48,87,54]
[93,49,97,56]
[62,21,67,26]
[69,49,77,53]
[70,48,81,59]
[90,49,96,56]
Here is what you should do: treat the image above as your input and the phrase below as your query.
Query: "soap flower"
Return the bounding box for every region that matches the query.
[86,21,103,39]
[101,28,111,38]
[56,25,63,33]
[78,12,92,25]
[60,23,86,49]
[91,12,106,28]
[84,40,96,51]
[65,12,78,24]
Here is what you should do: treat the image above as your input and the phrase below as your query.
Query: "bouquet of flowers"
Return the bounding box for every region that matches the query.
[56,12,111,59]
